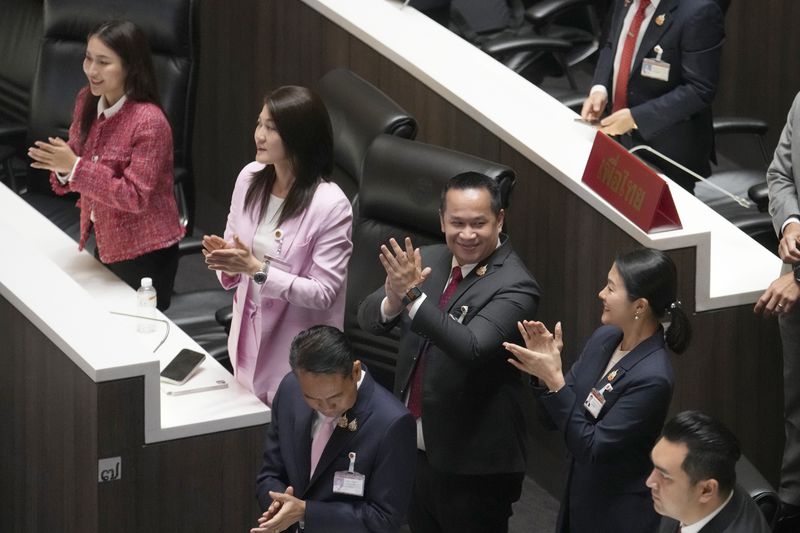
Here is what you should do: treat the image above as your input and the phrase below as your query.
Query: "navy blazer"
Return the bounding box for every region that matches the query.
[657,486,772,533]
[358,237,541,475]
[537,325,674,533]
[594,0,725,183]
[255,369,416,533]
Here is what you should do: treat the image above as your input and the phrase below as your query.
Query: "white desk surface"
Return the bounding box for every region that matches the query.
[305,0,782,311]
[0,183,269,443]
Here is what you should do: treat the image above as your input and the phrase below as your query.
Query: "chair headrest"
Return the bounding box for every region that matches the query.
[44,0,196,56]
[318,69,417,182]
[359,134,515,237]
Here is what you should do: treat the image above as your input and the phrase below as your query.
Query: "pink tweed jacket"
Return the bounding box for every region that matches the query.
[51,87,185,263]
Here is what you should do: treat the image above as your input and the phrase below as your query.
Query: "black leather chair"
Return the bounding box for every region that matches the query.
[694,117,777,255]
[736,455,780,529]
[0,0,42,189]
[345,134,516,389]
[317,68,418,201]
[0,0,199,237]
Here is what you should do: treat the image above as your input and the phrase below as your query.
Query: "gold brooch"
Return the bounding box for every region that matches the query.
[655,14,665,26]
[337,415,358,432]
[476,265,487,277]
[607,370,618,382]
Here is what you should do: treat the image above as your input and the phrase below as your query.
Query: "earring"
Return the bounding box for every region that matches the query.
[634,314,640,321]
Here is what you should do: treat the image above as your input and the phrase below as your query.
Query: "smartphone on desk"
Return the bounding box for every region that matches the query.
[160,349,206,385]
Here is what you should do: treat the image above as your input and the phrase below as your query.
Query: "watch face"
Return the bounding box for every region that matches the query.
[253,271,267,284]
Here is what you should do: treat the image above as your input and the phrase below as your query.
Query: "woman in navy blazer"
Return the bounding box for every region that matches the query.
[504,248,692,533]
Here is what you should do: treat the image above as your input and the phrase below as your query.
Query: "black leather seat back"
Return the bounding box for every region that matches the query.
[318,69,418,200]
[26,0,199,231]
[0,0,42,127]
[735,455,780,529]
[345,134,515,388]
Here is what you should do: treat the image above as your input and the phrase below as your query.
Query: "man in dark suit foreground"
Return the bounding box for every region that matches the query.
[252,326,415,533]
[358,172,541,533]
[649,410,771,533]
[581,0,725,192]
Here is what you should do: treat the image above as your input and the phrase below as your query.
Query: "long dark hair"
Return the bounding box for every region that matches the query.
[615,248,692,354]
[79,20,161,144]
[243,86,333,226]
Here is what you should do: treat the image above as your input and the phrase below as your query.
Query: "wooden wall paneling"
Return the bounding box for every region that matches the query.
[1,297,100,533]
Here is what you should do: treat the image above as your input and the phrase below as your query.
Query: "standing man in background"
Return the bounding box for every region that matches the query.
[754,91,800,533]
[581,0,725,193]
[358,172,541,533]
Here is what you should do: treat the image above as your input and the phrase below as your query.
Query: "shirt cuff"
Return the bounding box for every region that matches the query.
[782,216,800,234]
[55,156,81,184]
[380,297,402,323]
[590,85,608,98]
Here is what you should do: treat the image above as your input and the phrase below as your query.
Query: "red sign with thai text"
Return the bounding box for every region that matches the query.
[582,131,681,233]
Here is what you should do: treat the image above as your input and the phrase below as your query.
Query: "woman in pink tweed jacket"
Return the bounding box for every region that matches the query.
[202,86,353,405]
[28,21,184,309]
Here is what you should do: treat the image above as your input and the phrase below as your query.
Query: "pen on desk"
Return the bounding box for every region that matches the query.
[166,380,228,396]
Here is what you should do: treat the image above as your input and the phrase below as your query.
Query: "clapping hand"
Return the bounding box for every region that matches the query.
[251,486,305,533]
[28,137,78,174]
[379,237,432,315]
[202,234,261,277]
[504,321,566,392]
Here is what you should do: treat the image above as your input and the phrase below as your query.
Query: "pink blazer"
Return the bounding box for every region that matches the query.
[218,162,353,405]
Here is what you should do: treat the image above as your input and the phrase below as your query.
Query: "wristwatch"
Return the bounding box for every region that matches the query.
[253,260,270,285]
[401,286,422,307]
[794,263,800,284]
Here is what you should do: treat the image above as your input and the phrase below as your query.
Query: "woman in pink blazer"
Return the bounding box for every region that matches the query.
[203,86,353,405]
[28,21,184,309]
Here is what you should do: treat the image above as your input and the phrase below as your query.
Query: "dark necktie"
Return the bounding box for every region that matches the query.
[612,0,651,112]
[407,265,463,419]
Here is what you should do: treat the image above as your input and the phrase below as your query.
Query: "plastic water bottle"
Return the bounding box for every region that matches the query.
[137,277,157,333]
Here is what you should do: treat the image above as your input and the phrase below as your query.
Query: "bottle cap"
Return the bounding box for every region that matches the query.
[141,277,153,288]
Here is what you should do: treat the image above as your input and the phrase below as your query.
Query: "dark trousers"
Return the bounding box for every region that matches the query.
[781,307,800,504]
[409,450,524,533]
[96,243,180,311]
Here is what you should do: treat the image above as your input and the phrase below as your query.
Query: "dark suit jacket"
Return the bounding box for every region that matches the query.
[657,486,772,533]
[536,325,674,533]
[594,0,725,186]
[357,237,541,475]
[255,369,416,533]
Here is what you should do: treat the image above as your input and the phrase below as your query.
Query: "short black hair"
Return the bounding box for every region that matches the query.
[439,171,502,216]
[661,410,740,496]
[289,325,355,377]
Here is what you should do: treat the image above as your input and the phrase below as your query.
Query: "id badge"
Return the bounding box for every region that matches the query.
[583,388,606,419]
[642,58,670,81]
[333,452,365,496]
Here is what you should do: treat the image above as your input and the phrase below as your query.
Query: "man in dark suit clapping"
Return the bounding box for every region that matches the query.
[358,172,541,533]
[252,326,416,533]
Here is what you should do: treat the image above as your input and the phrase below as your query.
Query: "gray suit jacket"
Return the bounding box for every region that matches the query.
[357,236,540,475]
[657,486,771,533]
[767,91,800,236]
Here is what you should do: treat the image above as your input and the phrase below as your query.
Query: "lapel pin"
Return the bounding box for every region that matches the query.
[607,369,618,382]
[655,14,665,26]
[337,414,358,432]
[476,265,487,277]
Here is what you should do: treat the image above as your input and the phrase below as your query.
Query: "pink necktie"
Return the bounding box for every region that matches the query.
[613,0,651,112]
[310,415,335,478]
[407,265,463,419]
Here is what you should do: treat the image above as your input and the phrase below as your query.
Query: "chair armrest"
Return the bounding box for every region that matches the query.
[525,0,590,26]
[215,305,233,331]
[481,35,572,56]
[748,182,769,212]
[713,116,769,136]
